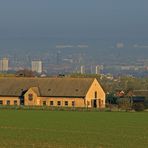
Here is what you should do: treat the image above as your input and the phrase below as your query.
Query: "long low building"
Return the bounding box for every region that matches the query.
[0,77,106,108]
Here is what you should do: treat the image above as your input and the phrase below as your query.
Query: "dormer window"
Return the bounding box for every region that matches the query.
[28,94,33,101]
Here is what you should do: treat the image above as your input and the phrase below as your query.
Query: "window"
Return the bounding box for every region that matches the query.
[65,101,68,106]
[50,101,54,106]
[94,91,97,98]
[72,101,75,107]
[28,94,33,101]
[0,100,3,105]
[14,100,17,105]
[43,101,46,106]
[57,101,61,106]
[6,100,10,105]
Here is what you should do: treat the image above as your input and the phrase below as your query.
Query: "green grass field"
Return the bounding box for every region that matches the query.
[0,110,148,148]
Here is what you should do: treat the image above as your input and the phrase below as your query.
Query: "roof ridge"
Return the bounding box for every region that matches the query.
[0,77,96,97]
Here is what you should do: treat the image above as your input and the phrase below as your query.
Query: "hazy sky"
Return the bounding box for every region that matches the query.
[0,0,148,49]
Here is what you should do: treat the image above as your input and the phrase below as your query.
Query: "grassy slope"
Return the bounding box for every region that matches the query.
[0,110,148,148]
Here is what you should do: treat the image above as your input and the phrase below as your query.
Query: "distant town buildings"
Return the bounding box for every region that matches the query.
[116,42,124,48]
[0,50,147,77]
[31,60,42,73]
[0,58,9,72]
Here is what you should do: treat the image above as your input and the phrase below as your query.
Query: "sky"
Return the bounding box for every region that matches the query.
[0,0,148,49]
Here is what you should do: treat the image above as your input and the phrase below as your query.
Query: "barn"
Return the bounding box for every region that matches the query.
[0,77,105,108]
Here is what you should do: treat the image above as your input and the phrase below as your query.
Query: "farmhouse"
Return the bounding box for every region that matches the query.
[0,77,105,108]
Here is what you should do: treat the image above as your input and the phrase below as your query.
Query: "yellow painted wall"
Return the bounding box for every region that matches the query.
[0,97,20,105]
[23,79,105,108]
[85,79,106,108]
[45,98,85,107]
[24,88,85,107]
[24,88,40,106]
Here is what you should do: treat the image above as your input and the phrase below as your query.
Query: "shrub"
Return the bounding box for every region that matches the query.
[144,98,148,109]
[117,98,131,111]
[132,103,145,111]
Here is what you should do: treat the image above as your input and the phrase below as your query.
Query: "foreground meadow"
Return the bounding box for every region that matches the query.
[0,110,147,148]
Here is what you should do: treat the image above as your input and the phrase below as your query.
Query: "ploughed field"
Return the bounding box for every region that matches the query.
[0,110,148,148]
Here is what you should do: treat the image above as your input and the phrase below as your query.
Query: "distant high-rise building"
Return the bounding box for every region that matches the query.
[31,60,42,73]
[80,65,85,74]
[95,65,104,74]
[0,58,9,72]
[95,65,100,75]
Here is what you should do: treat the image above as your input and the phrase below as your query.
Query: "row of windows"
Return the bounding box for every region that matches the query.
[0,100,74,106]
[0,100,18,105]
[43,101,75,106]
